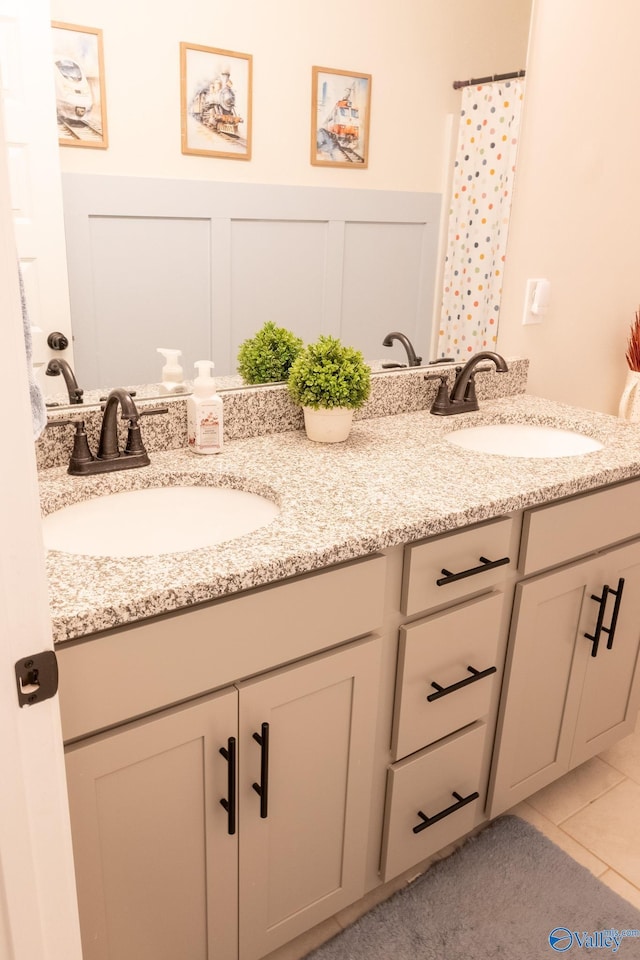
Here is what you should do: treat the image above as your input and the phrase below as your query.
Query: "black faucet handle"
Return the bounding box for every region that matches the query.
[424,373,452,415]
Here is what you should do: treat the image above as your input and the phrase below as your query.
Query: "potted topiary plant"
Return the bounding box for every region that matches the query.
[287,334,371,442]
[237,321,304,384]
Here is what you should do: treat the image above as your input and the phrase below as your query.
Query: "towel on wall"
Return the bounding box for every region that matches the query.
[19,265,47,440]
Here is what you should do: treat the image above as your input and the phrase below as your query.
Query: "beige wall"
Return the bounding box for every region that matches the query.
[499,0,640,414]
[52,0,530,192]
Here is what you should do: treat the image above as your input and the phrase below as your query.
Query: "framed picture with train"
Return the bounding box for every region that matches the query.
[311,66,371,168]
[180,43,252,160]
[51,22,108,149]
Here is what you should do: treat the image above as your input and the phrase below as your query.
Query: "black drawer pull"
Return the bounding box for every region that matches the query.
[604,578,625,651]
[427,664,497,702]
[219,736,236,835]
[412,790,480,834]
[252,722,270,819]
[585,585,610,658]
[436,555,510,587]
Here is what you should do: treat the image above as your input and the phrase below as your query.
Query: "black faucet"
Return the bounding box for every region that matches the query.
[45,358,84,404]
[382,332,422,367]
[427,351,509,416]
[66,388,152,476]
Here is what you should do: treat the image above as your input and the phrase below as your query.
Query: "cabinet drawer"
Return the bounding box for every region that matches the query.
[58,553,387,742]
[392,592,503,760]
[380,722,487,881]
[401,517,515,616]
[521,478,640,575]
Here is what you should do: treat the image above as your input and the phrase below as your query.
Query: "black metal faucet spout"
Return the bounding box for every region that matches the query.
[427,351,509,416]
[45,358,84,404]
[382,332,422,367]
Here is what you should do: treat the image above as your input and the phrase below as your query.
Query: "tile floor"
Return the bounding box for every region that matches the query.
[266,721,640,960]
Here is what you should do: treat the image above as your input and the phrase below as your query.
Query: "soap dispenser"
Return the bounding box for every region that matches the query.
[187,360,223,454]
[157,348,184,393]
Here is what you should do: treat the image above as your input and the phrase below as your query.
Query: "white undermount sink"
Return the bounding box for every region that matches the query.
[42,485,280,557]
[445,422,603,458]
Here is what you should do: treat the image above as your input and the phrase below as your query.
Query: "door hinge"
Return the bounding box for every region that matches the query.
[15,651,59,707]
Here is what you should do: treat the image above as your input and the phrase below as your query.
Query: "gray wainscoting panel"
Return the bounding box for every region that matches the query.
[62,175,442,385]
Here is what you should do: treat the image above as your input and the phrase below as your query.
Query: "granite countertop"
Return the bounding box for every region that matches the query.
[39,394,640,644]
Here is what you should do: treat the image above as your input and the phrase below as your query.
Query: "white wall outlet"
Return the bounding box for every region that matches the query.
[522,278,550,325]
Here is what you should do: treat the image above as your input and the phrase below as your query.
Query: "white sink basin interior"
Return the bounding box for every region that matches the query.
[42,486,280,557]
[446,423,603,458]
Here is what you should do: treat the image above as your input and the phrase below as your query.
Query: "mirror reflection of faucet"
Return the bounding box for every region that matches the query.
[45,358,84,405]
[382,332,423,367]
[426,351,509,416]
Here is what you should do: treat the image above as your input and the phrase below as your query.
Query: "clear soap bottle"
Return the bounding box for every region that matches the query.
[187,360,224,454]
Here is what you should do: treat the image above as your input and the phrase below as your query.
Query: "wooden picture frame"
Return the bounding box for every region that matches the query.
[51,22,108,149]
[311,66,371,168]
[180,43,252,160]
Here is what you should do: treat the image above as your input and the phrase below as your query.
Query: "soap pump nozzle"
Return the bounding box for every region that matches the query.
[157,347,184,393]
[193,360,216,396]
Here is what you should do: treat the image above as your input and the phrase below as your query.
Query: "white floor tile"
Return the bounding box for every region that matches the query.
[507,801,609,876]
[599,726,640,786]
[526,757,624,824]
[561,779,640,888]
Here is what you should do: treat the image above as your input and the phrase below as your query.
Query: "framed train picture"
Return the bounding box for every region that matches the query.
[311,66,371,168]
[180,43,252,160]
[51,22,108,149]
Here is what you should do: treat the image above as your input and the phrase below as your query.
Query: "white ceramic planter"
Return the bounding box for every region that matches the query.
[302,406,354,443]
[618,369,640,421]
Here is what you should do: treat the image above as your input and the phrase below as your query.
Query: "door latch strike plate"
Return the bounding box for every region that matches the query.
[15,651,59,707]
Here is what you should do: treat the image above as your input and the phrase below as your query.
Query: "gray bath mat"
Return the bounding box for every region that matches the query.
[307,816,640,959]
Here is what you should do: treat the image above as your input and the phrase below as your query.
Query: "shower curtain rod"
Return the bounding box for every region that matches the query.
[452,69,525,90]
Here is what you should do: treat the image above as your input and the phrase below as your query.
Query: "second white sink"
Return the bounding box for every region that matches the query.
[42,485,280,557]
[446,423,603,458]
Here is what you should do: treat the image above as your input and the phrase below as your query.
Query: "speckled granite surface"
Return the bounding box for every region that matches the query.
[36,358,529,469]
[40,392,640,644]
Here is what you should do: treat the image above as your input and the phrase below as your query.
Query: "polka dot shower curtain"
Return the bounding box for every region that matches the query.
[437,77,525,359]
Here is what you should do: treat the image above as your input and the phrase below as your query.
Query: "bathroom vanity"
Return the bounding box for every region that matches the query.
[40,391,640,960]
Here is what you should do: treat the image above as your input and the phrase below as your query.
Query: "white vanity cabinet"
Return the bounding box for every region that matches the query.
[59,555,386,960]
[380,516,520,880]
[488,479,640,816]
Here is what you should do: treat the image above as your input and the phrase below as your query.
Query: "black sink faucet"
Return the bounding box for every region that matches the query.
[382,332,422,367]
[45,358,84,404]
[63,388,157,476]
[427,351,509,416]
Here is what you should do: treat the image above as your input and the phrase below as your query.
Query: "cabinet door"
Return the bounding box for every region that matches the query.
[571,539,640,765]
[487,556,598,817]
[65,689,238,960]
[237,636,381,960]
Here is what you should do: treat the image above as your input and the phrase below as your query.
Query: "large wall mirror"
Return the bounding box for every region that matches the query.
[45,0,533,407]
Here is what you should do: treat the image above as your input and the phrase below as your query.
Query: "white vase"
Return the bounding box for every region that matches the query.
[302,406,354,443]
[618,369,640,421]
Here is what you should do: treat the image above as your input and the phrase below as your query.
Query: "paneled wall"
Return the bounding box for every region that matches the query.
[62,174,441,383]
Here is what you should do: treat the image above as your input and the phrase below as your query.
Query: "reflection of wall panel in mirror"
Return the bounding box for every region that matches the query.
[230,220,328,356]
[62,174,441,393]
[75,217,212,389]
[341,221,436,361]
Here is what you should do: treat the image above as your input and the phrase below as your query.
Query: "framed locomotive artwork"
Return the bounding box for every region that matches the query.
[51,22,108,149]
[311,66,371,168]
[180,43,252,160]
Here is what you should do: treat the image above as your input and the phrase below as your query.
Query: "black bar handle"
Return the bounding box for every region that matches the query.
[584,585,610,658]
[436,555,510,587]
[427,664,497,702]
[219,736,237,835]
[252,722,269,819]
[412,790,480,834]
[603,578,625,651]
